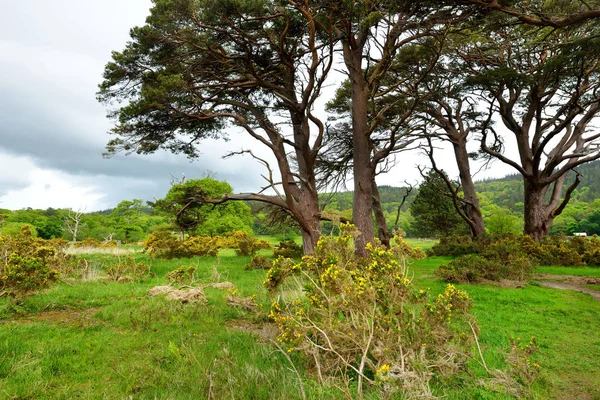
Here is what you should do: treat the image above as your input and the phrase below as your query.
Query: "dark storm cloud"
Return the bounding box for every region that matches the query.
[0,75,267,209]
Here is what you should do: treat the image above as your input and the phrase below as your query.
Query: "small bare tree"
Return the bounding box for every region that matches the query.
[63,208,86,243]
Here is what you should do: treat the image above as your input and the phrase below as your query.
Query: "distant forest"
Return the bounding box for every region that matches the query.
[2,160,600,241]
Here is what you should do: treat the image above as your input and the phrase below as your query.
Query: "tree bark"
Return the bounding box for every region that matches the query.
[371,178,390,248]
[350,78,375,255]
[523,181,552,240]
[452,142,486,237]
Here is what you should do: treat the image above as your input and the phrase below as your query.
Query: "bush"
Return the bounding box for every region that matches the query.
[105,256,151,282]
[165,266,197,284]
[0,226,64,296]
[265,224,476,398]
[244,255,273,270]
[73,238,118,248]
[224,231,271,257]
[143,229,225,259]
[272,239,303,259]
[437,253,533,284]
[428,235,480,257]
[433,233,595,284]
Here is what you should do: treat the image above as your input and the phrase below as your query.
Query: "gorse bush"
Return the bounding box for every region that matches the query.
[73,238,117,248]
[165,266,197,284]
[244,255,272,270]
[272,239,303,259]
[143,229,270,259]
[143,229,224,259]
[105,256,151,282]
[433,233,600,283]
[265,224,477,398]
[224,231,271,257]
[0,226,65,297]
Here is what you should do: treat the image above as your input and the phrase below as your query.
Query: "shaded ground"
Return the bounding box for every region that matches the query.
[534,274,600,301]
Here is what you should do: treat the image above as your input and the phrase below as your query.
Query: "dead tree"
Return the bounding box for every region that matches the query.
[64,208,85,243]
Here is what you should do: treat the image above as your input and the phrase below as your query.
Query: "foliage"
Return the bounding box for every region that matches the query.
[272,240,303,259]
[73,238,117,248]
[243,255,272,271]
[429,235,480,257]
[105,256,151,282]
[264,224,477,397]
[165,266,197,284]
[0,226,62,297]
[507,336,541,388]
[435,234,536,283]
[152,178,253,237]
[434,233,600,283]
[224,231,271,257]
[410,170,469,238]
[143,228,224,259]
[437,253,533,284]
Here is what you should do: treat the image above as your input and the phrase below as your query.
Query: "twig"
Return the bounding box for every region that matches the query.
[271,340,307,400]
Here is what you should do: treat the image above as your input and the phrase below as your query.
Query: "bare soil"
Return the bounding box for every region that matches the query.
[534,274,600,301]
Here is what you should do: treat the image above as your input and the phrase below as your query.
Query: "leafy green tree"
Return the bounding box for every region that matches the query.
[152,178,252,238]
[463,21,600,240]
[111,200,147,243]
[410,170,468,238]
[485,206,523,235]
[97,0,337,253]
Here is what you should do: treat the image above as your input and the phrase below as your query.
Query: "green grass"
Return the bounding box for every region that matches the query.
[1,250,599,399]
[536,265,600,278]
[404,238,437,251]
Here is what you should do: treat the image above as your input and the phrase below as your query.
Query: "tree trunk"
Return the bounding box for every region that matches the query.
[523,181,552,240]
[351,80,375,255]
[372,179,390,248]
[294,188,322,254]
[453,142,486,237]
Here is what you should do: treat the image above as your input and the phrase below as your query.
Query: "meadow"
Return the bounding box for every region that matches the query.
[0,238,599,399]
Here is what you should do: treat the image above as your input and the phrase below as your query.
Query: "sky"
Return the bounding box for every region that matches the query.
[0,0,513,212]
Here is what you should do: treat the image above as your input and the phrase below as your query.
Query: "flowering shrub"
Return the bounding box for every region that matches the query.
[165,266,197,284]
[0,226,63,296]
[264,224,476,397]
[244,255,272,270]
[105,256,151,282]
[143,230,224,259]
[73,238,117,248]
[272,240,303,259]
[224,231,271,257]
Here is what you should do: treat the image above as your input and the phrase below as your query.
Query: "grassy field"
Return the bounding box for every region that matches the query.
[0,242,599,399]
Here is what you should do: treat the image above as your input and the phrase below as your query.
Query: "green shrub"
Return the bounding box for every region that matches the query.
[165,266,197,284]
[224,231,271,257]
[105,256,151,282]
[183,235,222,257]
[0,226,63,296]
[437,253,533,284]
[73,238,118,248]
[244,255,272,270]
[265,224,476,398]
[272,239,303,259]
[143,229,225,259]
[428,235,480,257]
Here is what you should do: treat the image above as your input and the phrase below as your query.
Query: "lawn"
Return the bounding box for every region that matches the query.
[0,249,598,399]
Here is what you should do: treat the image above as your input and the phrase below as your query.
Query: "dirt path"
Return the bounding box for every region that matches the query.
[534,274,600,301]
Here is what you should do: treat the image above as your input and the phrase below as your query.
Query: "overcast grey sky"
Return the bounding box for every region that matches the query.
[0,0,512,211]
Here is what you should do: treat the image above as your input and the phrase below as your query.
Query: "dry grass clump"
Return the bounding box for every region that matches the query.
[66,246,137,256]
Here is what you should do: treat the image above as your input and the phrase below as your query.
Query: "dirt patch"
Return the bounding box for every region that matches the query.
[226,319,279,343]
[534,274,600,301]
[534,274,600,285]
[11,307,101,326]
